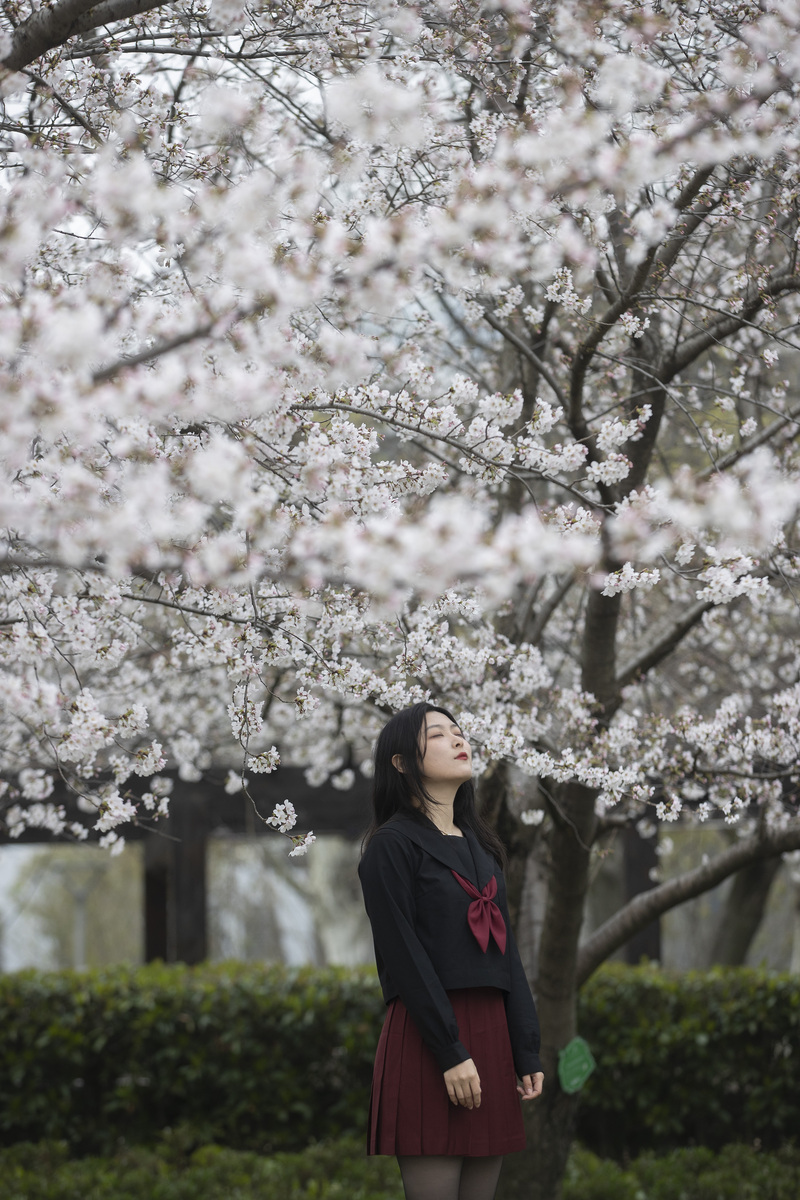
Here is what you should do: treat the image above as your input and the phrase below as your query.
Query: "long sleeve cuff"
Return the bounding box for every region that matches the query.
[435,1039,471,1071]
[513,1049,542,1077]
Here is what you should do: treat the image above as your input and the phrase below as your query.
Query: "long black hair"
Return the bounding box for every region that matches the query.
[363,701,507,868]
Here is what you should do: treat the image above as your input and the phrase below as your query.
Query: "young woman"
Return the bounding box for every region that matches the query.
[358,702,544,1200]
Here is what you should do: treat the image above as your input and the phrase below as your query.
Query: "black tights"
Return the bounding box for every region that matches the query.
[397,1155,503,1200]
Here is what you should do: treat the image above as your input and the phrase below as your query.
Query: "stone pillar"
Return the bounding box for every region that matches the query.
[622,823,661,964]
[144,784,209,964]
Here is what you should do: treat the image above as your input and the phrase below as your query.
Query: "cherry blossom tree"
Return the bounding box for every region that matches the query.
[3,0,800,1194]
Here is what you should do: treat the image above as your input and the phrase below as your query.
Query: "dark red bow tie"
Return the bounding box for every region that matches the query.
[451,870,507,954]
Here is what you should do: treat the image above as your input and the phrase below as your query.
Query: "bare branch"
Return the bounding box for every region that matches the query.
[527,572,576,645]
[653,165,720,280]
[616,598,714,689]
[576,820,800,985]
[570,247,658,435]
[483,311,567,407]
[699,399,800,480]
[665,275,800,381]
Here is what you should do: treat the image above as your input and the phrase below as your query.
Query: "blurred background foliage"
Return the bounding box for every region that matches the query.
[1,827,796,974]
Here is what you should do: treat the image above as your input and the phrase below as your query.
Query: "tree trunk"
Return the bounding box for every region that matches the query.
[498,781,597,1200]
[478,761,538,925]
[516,842,549,982]
[498,1064,580,1200]
[708,856,782,966]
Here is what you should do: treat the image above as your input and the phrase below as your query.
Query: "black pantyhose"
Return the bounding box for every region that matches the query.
[397,1155,504,1200]
[457,1156,504,1200]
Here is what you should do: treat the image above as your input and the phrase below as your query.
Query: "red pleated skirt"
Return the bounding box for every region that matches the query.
[368,987,526,1157]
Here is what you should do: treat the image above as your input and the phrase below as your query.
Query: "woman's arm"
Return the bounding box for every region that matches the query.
[359,829,471,1072]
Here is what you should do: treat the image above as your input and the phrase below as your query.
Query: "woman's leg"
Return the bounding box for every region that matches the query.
[396,1155,463,1200]
[458,1155,504,1200]
[395,1154,503,1200]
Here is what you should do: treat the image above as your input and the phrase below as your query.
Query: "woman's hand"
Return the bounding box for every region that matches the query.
[443,1058,481,1109]
[517,1072,544,1101]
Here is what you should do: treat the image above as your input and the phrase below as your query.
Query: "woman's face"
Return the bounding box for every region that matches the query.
[418,711,472,788]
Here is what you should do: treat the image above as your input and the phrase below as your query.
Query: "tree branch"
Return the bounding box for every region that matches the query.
[20,67,103,142]
[527,572,576,645]
[570,247,658,430]
[483,311,567,407]
[2,0,171,72]
[616,598,714,690]
[91,297,274,383]
[665,275,800,381]
[653,165,720,281]
[699,399,800,480]
[71,0,173,34]
[576,820,800,985]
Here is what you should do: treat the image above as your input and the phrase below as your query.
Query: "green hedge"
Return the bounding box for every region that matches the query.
[2,962,799,1157]
[1,1138,799,1200]
[577,964,800,1156]
[0,1135,404,1200]
[562,1143,800,1200]
[0,963,383,1155]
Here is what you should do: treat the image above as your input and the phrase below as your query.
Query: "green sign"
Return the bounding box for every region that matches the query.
[558,1036,596,1094]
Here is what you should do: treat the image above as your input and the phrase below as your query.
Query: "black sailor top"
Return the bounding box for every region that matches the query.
[358,813,542,1077]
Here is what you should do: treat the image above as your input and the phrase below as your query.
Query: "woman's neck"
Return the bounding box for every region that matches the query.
[417,797,459,836]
